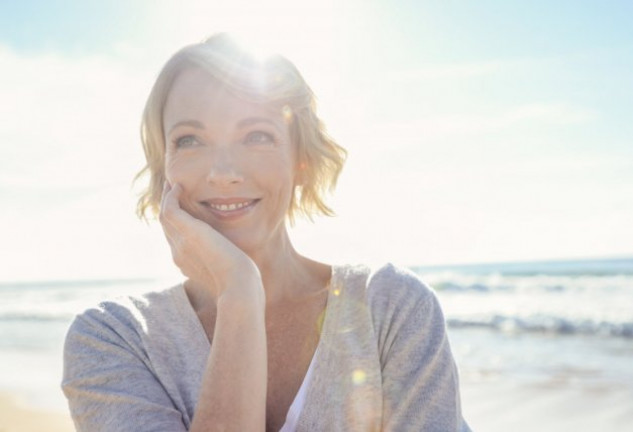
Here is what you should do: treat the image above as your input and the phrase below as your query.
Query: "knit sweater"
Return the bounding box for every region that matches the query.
[62,263,471,431]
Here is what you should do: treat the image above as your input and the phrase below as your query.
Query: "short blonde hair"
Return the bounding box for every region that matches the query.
[135,33,346,223]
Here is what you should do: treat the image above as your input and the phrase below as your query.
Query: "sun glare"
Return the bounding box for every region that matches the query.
[158,0,336,56]
[153,0,341,93]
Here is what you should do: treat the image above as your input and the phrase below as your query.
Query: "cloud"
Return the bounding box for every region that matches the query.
[387,54,577,83]
[0,45,160,280]
[391,60,507,81]
[344,102,597,153]
[0,44,152,193]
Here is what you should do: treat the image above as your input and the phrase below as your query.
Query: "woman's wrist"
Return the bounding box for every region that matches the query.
[216,271,266,311]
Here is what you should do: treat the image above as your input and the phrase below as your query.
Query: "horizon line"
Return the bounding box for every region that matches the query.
[1,254,632,286]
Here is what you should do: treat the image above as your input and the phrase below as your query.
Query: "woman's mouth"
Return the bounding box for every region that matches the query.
[208,200,252,211]
[200,198,260,220]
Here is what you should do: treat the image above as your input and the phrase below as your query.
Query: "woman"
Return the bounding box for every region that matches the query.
[62,33,470,431]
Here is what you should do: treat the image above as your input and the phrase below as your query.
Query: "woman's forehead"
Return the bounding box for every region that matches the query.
[163,68,284,127]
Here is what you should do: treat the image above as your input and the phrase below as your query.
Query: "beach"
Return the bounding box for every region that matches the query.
[0,393,73,432]
[1,258,632,431]
[2,365,633,432]
[463,377,633,431]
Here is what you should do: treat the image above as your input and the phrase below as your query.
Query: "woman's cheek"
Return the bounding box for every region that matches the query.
[179,193,199,217]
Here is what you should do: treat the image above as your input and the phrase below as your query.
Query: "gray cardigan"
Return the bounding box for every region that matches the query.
[63,263,471,431]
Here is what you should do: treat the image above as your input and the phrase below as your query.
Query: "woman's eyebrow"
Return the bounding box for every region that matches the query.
[167,119,205,135]
[237,117,282,132]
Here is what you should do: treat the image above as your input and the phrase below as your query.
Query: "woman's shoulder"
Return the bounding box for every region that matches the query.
[368,263,439,318]
[66,284,187,342]
[334,262,435,303]
[329,262,440,329]
[77,284,183,318]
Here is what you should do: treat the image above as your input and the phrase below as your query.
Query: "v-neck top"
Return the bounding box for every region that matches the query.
[171,270,322,431]
[63,263,471,431]
[278,345,318,431]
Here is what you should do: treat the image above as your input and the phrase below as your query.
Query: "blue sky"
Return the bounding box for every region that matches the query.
[0,1,141,54]
[1,0,631,281]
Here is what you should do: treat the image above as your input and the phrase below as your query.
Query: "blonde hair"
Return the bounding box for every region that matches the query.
[135,33,346,223]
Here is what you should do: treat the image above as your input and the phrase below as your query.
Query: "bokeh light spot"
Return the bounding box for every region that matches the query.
[282,104,293,123]
[352,369,366,385]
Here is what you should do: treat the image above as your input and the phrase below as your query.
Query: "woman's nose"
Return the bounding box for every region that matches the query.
[205,147,244,186]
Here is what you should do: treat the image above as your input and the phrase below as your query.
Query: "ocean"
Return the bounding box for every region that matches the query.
[1,257,632,414]
[414,257,633,397]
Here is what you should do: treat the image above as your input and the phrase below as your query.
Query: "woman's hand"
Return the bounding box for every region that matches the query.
[160,181,268,431]
[159,182,263,303]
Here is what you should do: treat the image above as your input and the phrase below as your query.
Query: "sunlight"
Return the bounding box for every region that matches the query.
[154,0,336,57]
[149,0,342,99]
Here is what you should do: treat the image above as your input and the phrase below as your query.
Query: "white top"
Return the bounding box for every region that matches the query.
[279,347,319,432]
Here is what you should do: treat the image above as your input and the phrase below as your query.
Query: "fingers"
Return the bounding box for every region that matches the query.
[159,181,189,246]
[160,182,190,230]
[157,182,257,290]
[159,182,212,280]
[159,181,178,248]
[160,181,178,218]
[160,182,210,245]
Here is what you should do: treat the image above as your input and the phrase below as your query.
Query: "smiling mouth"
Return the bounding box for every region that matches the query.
[209,201,251,211]
[200,199,260,218]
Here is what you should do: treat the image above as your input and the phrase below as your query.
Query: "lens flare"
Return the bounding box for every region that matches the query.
[352,369,366,385]
[282,104,293,123]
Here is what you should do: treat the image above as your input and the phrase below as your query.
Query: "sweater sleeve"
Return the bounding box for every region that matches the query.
[369,264,470,432]
[62,302,188,432]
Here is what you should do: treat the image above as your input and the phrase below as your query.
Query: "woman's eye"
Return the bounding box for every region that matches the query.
[245,131,275,145]
[174,135,199,148]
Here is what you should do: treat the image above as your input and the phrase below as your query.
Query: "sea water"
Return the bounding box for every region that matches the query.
[414,257,633,392]
[0,279,160,411]
[1,258,632,413]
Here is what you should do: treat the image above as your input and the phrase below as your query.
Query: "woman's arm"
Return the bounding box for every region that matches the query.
[63,305,190,431]
[370,266,471,432]
[160,183,267,431]
[188,275,267,431]
[62,275,267,432]
[65,182,268,431]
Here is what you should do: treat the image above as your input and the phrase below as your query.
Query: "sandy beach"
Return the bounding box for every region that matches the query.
[0,393,73,432]
[2,378,633,432]
[462,379,633,432]
[2,260,631,431]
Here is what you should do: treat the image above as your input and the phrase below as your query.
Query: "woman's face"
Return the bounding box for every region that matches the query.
[162,67,298,254]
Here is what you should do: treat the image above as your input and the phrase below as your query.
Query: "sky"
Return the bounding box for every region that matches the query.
[1,0,632,281]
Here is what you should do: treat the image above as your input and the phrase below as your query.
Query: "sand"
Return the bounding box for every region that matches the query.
[2,379,632,431]
[0,394,73,432]
[462,378,633,432]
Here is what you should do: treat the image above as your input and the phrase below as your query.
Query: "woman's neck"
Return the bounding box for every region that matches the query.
[247,228,330,305]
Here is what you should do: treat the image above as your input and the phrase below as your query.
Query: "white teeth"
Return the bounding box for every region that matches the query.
[209,201,251,211]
